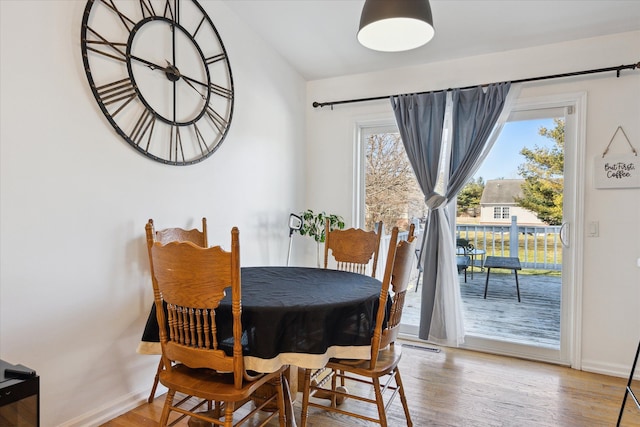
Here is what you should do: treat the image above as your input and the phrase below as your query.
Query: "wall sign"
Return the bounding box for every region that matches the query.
[594,126,639,189]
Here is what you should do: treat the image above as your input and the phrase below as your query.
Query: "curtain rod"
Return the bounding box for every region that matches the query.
[312,61,640,109]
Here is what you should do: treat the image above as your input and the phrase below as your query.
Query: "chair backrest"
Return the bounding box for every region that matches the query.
[371,225,417,367]
[147,228,245,388]
[147,218,208,248]
[456,237,474,254]
[324,219,383,277]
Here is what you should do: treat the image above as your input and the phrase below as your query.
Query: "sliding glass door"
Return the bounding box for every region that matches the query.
[357,92,584,366]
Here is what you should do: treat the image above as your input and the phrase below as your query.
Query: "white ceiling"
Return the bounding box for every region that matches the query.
[222,0,640,81]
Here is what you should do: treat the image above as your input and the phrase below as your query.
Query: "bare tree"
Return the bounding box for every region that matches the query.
[365,133,424,232]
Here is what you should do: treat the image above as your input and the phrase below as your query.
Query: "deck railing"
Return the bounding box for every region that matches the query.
[456,216,562,270]
[388,216,562,271]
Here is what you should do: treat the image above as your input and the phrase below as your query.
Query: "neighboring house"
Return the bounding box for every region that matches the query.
[479,179,546,225]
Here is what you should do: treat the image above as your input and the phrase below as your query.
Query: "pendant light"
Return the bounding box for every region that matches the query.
[357,0,435,52]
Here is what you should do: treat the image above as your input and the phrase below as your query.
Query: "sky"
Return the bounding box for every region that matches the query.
[473,118,557,182]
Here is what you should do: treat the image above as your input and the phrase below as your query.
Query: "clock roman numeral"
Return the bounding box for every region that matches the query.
[95,78,138,117]
[97,0,137,32]
[192,123,212,156]
[192,16,206,38]
[169,125,185,163]
[209,83,233,100]
[84,27,127,63]
[130,109,156,152]
[204,104,229,134]
[163,0,178,23]
[205,53,227,66]
[139,0,156,18]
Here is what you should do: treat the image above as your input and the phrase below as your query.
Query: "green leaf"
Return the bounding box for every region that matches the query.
[296,209,344,243]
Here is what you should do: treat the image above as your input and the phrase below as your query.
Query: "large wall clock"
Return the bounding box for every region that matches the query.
[81,0,234,165]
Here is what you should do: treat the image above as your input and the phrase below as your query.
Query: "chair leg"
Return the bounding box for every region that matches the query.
[330,369,338,407]
[159,389,175,427]
[275,373,287,427]
[223,401,235,427]
[373,377,387,427]
[395,369,413,426]
[148,358,164,403]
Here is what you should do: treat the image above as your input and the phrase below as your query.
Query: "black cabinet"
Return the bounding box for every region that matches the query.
[0,360,39,427]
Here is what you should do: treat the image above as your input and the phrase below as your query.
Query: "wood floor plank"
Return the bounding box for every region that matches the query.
[101,344,640,426]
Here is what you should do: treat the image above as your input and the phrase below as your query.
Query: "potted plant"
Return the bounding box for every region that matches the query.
[298,209,345,266]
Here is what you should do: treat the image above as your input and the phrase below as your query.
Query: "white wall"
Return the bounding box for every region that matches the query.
[0,1,306,425]
[306,32,640,376]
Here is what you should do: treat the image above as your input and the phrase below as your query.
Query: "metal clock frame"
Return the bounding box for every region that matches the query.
[80,0,234,165]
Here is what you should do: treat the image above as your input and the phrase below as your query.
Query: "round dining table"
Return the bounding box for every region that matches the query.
[139,266,384,372]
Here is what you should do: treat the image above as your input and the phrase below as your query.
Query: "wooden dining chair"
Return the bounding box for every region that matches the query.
[324,218,383,277]
[147,228,287,427]
[150,217,208,247]
[145,218,208,403]
[302,226,417,427]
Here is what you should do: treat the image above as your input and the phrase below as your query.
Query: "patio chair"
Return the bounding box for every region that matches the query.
[457,238,477,279]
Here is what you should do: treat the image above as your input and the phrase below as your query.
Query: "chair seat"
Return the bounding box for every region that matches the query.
[159,364,285,402]
[326,343,403,378]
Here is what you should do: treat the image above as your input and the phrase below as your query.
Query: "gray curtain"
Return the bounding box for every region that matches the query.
[390,91,447,338]
[391,83,511,342]
[448,83,512,194]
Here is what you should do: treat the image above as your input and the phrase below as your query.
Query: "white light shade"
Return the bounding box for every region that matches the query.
[358,0,434,52]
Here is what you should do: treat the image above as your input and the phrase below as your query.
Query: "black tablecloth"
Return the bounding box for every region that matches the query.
[141,266,383,363]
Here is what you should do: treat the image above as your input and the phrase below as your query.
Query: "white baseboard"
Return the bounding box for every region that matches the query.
[57,387,163,427]
[581,359,639,381]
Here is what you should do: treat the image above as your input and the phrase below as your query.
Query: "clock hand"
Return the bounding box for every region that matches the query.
[129,55,182,83]
[129,55,166,72]
[182,74,232,100]
[181,76,208,101]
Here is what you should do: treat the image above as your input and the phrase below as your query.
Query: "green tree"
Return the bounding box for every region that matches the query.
[515,118,564,225]
[457,177,485,216]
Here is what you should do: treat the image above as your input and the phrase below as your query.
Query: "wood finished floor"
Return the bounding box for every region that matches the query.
[102,344,640,426]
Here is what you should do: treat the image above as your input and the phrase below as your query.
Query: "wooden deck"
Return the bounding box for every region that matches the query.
[403,268,561,348]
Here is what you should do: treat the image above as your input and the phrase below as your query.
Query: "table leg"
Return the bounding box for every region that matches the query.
[514,270,521,302]
[286,366,298,398]
[484,268,491,299]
